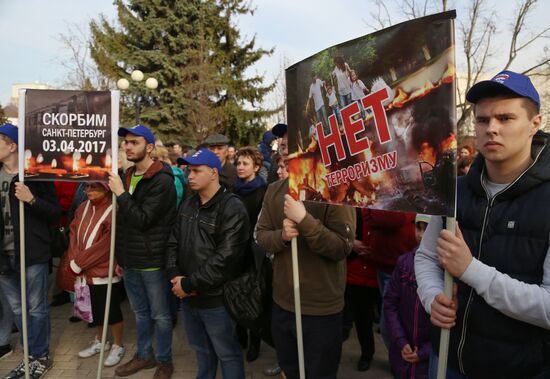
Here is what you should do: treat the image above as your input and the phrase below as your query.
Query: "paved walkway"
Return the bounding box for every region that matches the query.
[0,281,393,378]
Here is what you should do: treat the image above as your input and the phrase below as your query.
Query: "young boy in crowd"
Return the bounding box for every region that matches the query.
[350,70,369,120]
[383,214,432,379]
[325,84,342,126]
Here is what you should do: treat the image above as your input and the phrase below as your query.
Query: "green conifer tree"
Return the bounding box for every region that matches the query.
[90,0,274,145]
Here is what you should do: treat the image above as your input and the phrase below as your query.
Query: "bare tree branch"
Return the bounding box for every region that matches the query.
[516,27,550,52]
[499,1,550,79]
[366,0,550,136]
[504,0,534,70]
[366,0,393,30]
[266,54,291,124]
[454,0,497,135]
[522,57,550,75]
[56,22,112,90]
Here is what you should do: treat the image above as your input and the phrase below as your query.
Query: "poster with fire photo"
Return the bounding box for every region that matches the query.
[286,11,457,216]
[20,89,118,182]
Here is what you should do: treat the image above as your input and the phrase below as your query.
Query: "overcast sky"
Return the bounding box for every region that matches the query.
[1,0,548,108]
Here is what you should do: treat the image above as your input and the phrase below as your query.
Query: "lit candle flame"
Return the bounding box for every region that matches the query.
[106,149,112,168]
[72,151,81,172]
[86,155,92,165]
[36,154,44,164]
[51,159,57,168]
[24,149,32,169]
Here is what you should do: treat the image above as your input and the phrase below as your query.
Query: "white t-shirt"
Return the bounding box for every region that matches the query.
[309,124,318,140]
[308,78,325,111]
[327,91,338,107]
[351,80,367,101]
[332,64,352,96]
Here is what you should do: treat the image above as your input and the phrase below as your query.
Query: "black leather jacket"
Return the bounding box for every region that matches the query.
[166,186,250,308]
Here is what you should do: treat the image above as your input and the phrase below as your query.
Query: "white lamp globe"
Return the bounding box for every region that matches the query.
[145,77,158,89]
[116,78,130,90]
[131,70,144,82]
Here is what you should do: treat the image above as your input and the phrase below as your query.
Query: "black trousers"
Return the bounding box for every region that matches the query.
[342,284,379,360]
[271,302,342,379]
[89,281,124,327]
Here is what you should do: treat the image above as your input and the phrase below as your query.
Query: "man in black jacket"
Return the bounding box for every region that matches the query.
[108,125,177,379]
[204,133,237,190]
[166,148,249,378]
[0,123,61,379]
[416,71,550,378]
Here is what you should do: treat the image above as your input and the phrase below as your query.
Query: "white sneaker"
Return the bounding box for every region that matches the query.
[104,344,125,367]
[78,338,111,358]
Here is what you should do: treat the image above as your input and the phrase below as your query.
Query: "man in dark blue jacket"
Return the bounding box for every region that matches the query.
[0,123,61,379]
[166,148,249,378]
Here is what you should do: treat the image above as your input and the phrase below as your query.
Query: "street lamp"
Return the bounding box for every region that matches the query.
[117,70,158,124]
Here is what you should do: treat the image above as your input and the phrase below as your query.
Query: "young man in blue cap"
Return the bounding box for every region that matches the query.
[166,148,249,378]
[108,124,177,379]
[415,71,550,378]
[0,123,61,379]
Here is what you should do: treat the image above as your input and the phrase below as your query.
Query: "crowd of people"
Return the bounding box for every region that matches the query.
[1,68,550,379]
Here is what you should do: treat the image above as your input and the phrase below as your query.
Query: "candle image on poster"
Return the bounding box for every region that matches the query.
[23,89,113,182]
[286,11,457,216]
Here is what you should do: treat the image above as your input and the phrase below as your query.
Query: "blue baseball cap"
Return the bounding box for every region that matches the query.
[0,123,18,144]
[177,148,221,173]
[466,70,540,110]
[118,124,156,144]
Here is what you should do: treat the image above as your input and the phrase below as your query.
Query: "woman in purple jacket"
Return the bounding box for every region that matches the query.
[384,214,432,379]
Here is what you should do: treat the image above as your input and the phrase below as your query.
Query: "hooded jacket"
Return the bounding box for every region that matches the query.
[115,160,177,269]
[0,165,60,272]
[258,131,276,165]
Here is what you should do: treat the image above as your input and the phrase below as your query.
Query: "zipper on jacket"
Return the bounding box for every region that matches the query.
[457,196,490,374]
[456,145,546,373]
